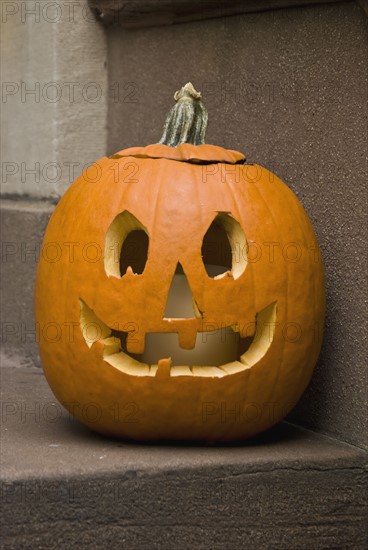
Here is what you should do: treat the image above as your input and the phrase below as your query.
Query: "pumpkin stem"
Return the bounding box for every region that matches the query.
[158,83,208,147]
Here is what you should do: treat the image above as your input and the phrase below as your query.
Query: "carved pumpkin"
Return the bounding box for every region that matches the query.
[35,83,325,441]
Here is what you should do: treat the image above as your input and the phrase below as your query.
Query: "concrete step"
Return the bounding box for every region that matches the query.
[0,358,367,549]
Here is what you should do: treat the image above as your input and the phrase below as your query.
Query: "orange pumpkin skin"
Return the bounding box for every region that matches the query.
[34,143,325,442]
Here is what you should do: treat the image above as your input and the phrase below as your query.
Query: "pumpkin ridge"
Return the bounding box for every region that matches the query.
[248,168,288,399]
[223,169,257,340]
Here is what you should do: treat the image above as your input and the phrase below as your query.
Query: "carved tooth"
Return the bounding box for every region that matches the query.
[214,270,233,280]
[126,331,145,354]
[178,328,197,350]
[101,336,121,357]
[125,265,134,276]
[156,358,172,378]
[91,339,106,355]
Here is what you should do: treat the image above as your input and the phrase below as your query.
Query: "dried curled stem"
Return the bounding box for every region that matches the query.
[159,83,208,147]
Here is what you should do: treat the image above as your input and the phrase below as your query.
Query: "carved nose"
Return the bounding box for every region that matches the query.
[163,263,198,319]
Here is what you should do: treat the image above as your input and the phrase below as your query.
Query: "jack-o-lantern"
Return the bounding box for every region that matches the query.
[35,83,325,441]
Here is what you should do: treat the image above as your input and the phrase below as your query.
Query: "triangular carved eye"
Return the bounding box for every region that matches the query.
[104,211,149,278]
[201,213,247,280]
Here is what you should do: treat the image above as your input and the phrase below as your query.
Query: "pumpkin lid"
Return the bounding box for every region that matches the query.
[111,83,246,165]
[111,143,245,164]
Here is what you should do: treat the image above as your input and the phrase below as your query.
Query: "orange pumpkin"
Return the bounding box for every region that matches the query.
[35,83,325,441]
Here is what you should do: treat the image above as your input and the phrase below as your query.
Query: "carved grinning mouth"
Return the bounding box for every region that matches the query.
[79,300,277,378]
[86,208,278,377]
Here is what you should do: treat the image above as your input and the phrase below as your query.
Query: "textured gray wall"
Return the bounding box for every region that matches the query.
[106,2,367,448]
[0,201,53,365]
[1,0,108,199]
